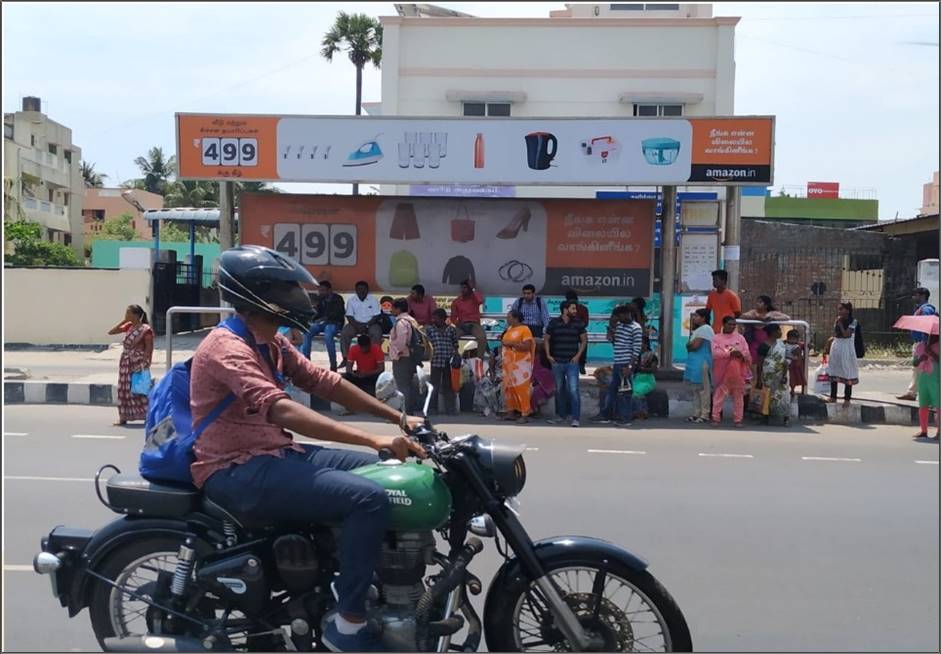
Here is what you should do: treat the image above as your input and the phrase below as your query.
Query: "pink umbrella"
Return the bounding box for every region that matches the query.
[893,314,940,335]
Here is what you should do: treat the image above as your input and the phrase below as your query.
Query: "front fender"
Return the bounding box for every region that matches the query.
[483,536,648,638]
[65,516,202,617]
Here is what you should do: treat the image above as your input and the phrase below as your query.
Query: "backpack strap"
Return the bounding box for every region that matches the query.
[192,393,237,439]
[219,315,286,386]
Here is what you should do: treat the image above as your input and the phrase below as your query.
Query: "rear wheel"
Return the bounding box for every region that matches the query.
[88,536,251,651]
[486,559,692,652]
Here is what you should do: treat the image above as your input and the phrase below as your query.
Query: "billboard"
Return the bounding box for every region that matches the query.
[177,114,774,186]
[240,194,655,296]
[807,181,839,199]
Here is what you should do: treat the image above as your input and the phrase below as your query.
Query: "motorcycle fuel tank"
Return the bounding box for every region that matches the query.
[352,461,452,531]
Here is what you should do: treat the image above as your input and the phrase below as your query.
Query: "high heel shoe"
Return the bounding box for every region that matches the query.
[497,208,531,239]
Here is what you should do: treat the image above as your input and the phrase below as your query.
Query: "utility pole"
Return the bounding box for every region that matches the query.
[659,185,678,370]
[725,185,742,292]
[218,181,235,251]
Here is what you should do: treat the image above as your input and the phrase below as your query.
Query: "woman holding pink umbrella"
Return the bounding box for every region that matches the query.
[895,313,940,439]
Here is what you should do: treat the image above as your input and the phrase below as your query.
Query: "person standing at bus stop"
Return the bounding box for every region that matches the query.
[898,287,937,401]
[706,269,742,333]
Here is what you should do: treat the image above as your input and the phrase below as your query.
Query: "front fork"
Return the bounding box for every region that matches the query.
[456,453,594,651]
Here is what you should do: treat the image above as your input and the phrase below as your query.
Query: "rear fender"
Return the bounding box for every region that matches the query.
[64,516,217,618]
[483,536,648,636]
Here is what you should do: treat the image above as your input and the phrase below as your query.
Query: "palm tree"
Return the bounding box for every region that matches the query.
[164,180,219,208]
[133,147,177,195]
[81,161,107,188]
[321,11,382,195]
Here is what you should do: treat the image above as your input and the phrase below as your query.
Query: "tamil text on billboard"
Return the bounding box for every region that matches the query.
[178,114,774,186]
[240,194,655,296]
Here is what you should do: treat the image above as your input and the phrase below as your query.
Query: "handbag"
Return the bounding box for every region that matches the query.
[131,369,153,396]
[450,203,475,243]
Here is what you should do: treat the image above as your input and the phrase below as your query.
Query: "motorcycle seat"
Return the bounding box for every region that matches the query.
[106,474,198,517]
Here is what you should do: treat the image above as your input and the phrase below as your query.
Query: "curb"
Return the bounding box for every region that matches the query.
[4,381,117,406]
[3,380,919,427]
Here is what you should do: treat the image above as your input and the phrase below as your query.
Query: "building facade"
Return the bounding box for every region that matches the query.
[921,170,939,217]
[83,188,162,241]
[376,3,738,198]
[3,96,84,256]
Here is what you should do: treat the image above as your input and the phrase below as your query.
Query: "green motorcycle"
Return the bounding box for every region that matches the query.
[35,388,692,652]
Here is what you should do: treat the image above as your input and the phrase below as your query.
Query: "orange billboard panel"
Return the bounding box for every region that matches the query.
[176,114,279,180]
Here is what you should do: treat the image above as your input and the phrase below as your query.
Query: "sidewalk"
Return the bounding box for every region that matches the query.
[4,337,922,427]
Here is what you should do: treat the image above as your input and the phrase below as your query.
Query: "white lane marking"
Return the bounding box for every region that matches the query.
[915,460,939,465]
[3,432,28,437]
[3,565,34,572]
[587,449,646,455]
[801,456,862,463]
[698,453,754,459]
[72,434,126,440]
[4,475,94,482]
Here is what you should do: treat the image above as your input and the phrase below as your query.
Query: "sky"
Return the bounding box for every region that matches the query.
[2,1,938,219]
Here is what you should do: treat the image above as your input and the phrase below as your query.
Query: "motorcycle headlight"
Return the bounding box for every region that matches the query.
[466,436,527,498]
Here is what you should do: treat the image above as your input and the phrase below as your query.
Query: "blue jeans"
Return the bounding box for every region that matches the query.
[605,365,633,422]
[303,321,340,369]
[203,444,386,617]
[552,362,581,420]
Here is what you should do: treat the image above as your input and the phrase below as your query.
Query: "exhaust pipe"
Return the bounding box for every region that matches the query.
[102,635,209,653]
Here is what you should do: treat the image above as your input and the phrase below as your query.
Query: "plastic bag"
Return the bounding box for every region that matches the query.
[131,369,152,396]
[813,362,830,396]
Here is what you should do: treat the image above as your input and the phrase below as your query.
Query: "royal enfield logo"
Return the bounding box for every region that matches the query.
[385,489,413,506]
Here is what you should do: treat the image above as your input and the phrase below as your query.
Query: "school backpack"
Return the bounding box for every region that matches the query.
[854,321,866,359]
[140,316,285,485]
[407,318,433,362]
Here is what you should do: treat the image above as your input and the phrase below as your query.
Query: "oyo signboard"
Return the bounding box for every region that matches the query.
[807,181,839,199]
[176,114,774,186]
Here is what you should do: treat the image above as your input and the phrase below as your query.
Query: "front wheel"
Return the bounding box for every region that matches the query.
[486,559,692,652]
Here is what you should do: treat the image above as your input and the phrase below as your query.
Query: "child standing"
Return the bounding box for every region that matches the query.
[785,329,807,396]
[425,308,459,416]
[914,334,940,440]
[711,315,751,428]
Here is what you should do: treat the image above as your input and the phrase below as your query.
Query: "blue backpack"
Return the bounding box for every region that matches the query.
[140,316,285,486]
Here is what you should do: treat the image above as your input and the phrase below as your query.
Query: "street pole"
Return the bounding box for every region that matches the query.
[725,185,742,292]
[218,181,236,308]
[659,185,678,370]
[218,181,235,251]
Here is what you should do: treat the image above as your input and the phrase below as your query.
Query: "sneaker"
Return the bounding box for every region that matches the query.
[571,420,580,428]
[321,613,383,652]
[547,417,568,425]
[614,420,633,428]
[590,415,611,424]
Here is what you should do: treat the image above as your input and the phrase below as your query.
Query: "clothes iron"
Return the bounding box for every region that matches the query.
[343,136,383,166]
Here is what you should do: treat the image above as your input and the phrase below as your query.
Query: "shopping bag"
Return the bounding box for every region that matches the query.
[450,204,475,243]
[131,369,152,396]
[813,362,830,396]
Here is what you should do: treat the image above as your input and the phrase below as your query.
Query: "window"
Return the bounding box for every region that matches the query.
[63,150,72,163]
[30,134,36,146]
[610,4,644,9]
[48,188,55,202]
[48,143,57,155]
[611,3,678,9]
[463,102,512,117]
[633,103,683,117]
[62,192,69,206]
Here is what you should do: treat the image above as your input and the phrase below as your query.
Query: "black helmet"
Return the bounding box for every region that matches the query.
[218,245,318,331]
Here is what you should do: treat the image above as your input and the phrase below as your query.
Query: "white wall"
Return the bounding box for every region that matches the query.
[380,15,738,199]
[4,268,151,345]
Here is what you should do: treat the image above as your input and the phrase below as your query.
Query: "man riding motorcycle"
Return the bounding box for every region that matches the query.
[198,245,425,651]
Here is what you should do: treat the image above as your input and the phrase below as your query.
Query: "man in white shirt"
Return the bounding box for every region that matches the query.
[340,281,383,367]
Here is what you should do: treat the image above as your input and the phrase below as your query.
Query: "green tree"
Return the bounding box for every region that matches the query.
[97,212,137,240]
[164,180,219,208]
[321,11,382,196]
[126,147,176,194]
[81,161,107,188]
[4,219,83,267]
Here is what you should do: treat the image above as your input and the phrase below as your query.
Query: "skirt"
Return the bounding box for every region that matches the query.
[828,337,859,385]
[917,368,940,408]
